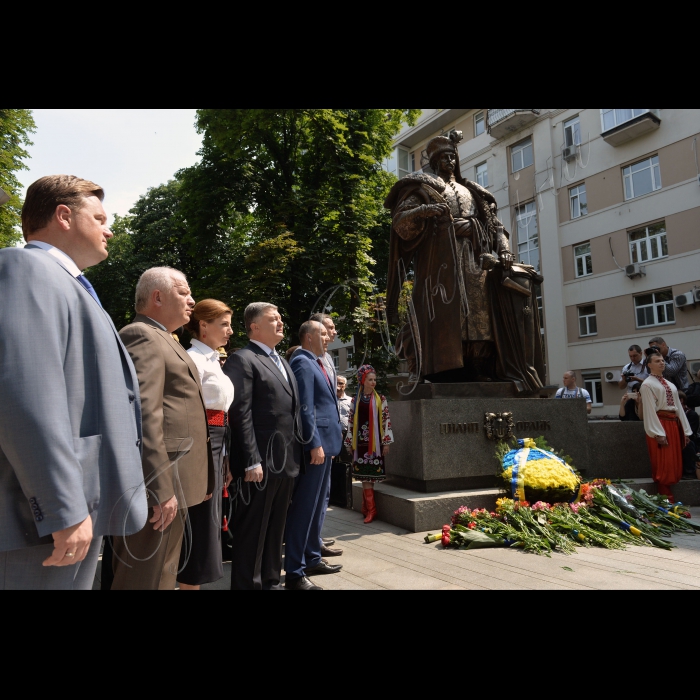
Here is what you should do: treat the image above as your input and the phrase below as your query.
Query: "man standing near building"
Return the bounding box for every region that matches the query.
[0,175,147,589]
[285,321,343,590]
[337,375,353,435]
[111,267,214,590]
[224,303,302,590]
[649,336,689,392]
[618,344,649,420]
[554,371,592,414]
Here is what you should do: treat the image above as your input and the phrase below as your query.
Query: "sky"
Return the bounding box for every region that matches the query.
[19,109,204,225]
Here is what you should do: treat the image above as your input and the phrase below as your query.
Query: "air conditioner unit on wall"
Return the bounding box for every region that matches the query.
[675,292,697,309]
[562,145,577,162]
[694,289,700,303]
[691,361,700,375]
[625,263,645,279]
[605,370,621,383]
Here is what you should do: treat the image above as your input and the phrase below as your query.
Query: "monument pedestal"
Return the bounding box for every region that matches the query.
[357,384,684,532]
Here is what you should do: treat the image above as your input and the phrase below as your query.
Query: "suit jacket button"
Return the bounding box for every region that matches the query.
[129,394,135,403]
[136,439,141,447]
[35,515,43,522]
[29,497,37,504]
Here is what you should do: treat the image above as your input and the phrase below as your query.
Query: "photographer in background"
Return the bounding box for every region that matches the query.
[648,336,689,392]
[618,345,648,420]
[618,387,642,422]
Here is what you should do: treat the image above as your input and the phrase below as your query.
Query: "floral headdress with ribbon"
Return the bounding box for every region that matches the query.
[352,365,384,460]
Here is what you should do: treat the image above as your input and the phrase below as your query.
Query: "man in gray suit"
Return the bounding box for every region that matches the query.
[0,175,148,590]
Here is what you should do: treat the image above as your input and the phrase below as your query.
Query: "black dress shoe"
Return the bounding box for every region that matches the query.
[285,575,323,590]
[321,544,343,557]
[322,538,335,546]
[305,559,342,575]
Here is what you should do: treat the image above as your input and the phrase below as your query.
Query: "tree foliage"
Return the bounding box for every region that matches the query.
[90,109,420,379]
[0,109,36,248]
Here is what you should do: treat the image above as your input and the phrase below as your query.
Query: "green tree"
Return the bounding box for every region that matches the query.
[0,109,36,248]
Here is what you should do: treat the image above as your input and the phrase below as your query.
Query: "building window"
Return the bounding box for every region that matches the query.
[635,289,675,328]
[536,284,544,336]
[346,347,354,368]
[515,201,539,272]
[601,109,650,132]
[583,372,603,406]
[629,222,668,264]
[511,137,534,173]
[574,242,592,277]
[623,155,661,200]
[569,183,587,219]
[397,148,410,179]
[474,111,485,137]
[410,152,415,173]
[578,305,597,336]
[564,115,581,147]
[475,161,488,188]
[331,349,339,370]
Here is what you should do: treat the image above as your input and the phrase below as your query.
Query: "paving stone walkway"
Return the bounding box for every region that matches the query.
[193,505,700,591]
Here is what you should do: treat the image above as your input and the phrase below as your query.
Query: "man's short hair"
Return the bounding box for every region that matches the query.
[309,312,330,323]
[337,375,347,384]
[564,370,576,378]
[135,267,186,313]
[244,302,277,334]
[22,175,104,240]
[649,336,665,346]
[299,320,320,343]
[628,344,642,353]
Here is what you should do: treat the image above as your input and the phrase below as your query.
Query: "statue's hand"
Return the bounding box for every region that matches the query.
[499,251,514,270]
[420,203,450,219]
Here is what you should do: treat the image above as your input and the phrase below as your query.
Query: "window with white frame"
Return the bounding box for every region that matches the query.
[411,152,415,173]
[623,155,661,200]
[564,115,581,147]
[515,201,539,272]
[629,222,668,264]
[578,304,597,336]
[583,373,603,406]
[511,137,534,173]
[569,183,587,218]
[346,347,355,368]
[574,242,592,277]
[536,284,544,335]
[474,111,485,137]
[397,148,410,179]
[635,289,675,328]
[601,109,650,132]
[475,161,488,188]
[332,349,339,370]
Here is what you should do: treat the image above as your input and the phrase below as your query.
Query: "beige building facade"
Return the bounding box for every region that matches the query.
[387,109,700,415]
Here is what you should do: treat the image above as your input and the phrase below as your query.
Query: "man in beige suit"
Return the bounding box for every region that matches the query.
[111,267,214,590]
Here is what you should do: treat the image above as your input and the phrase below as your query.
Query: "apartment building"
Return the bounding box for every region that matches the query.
[386,109,700,415]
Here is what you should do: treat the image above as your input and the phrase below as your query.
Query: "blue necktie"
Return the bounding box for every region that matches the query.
[77,274,102,307]
[269,350,288,382]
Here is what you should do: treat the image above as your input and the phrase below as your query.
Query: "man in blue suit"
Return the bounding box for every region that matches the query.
[0,175,147,589]
[285,320,343,590]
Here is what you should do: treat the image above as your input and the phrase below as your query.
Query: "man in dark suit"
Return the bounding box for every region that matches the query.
[111,267,214,590]
[224,302,302,590]
[285,320,343,590]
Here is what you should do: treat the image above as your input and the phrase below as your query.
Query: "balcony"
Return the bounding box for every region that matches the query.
[487,109,540,139]
[601,110,661,146]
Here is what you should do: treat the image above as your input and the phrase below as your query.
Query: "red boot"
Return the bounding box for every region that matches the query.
[361,489,368,516]
[364,488,377,523]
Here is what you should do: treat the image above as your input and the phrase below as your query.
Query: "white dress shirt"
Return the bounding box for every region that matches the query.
[187,339,234,412]
[639,374,693,439]
[26,240,81,276]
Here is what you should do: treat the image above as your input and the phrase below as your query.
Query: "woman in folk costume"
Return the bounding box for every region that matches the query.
[639,349,693,502]
[344,365,394,523]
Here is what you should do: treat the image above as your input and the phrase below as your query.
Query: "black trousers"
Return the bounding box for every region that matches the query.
[229,476,295,590]
[682,438,698,477]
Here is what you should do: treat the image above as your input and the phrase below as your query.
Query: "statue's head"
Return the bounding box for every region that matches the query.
[426,131,463,176]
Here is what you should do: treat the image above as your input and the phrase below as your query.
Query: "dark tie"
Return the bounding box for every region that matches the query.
[76,274,102,307]
[317,358,331,387]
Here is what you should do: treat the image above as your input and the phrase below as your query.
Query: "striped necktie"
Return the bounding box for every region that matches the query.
[76,274,102,307]
[269,350,287,381]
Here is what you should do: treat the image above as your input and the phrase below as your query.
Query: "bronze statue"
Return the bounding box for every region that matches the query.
[385,131,545,393]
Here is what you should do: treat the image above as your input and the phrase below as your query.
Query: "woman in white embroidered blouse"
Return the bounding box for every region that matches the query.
[639,350,692,502]
[177,299,235,590]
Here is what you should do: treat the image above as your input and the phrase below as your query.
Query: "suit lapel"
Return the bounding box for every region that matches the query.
[249,343,293,397]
